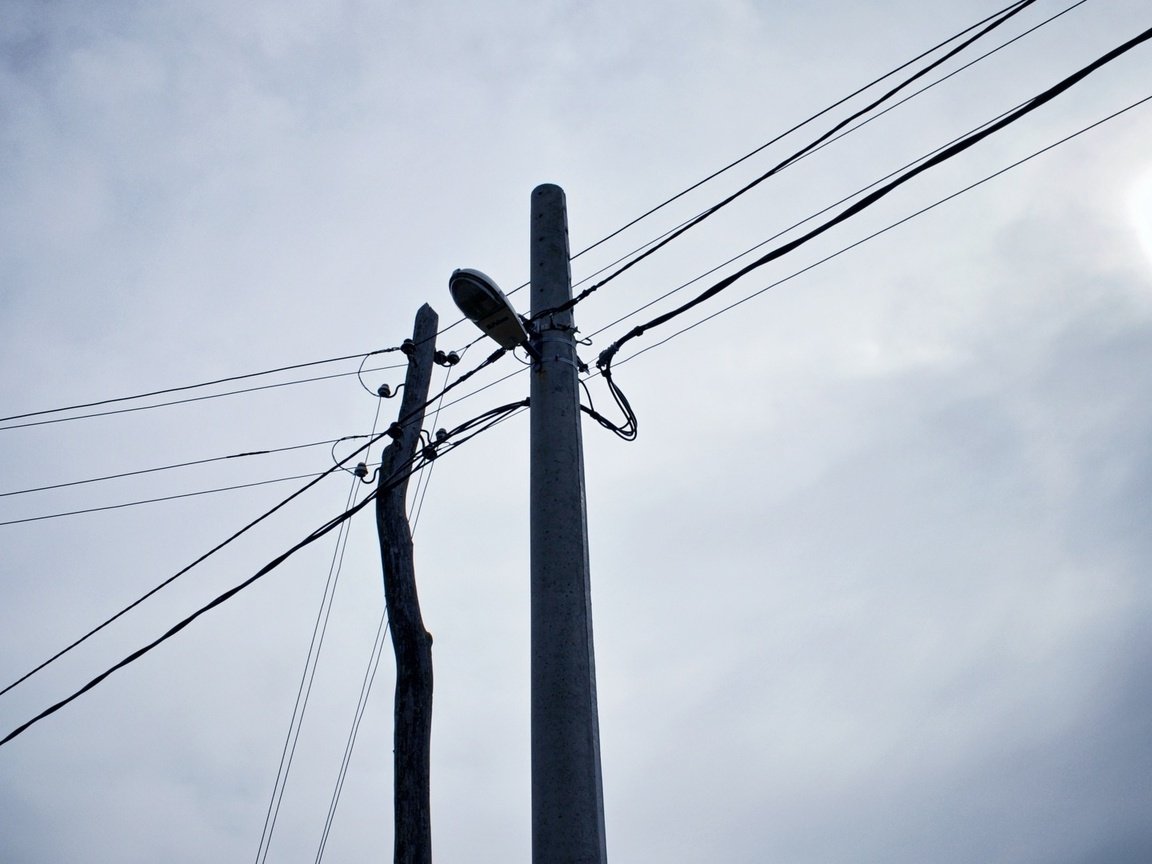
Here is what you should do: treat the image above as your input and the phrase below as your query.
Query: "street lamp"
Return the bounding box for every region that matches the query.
[448,268,531,350]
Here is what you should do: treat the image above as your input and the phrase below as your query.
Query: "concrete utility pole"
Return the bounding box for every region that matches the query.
[529,184,608,864]
[377,303,438,864]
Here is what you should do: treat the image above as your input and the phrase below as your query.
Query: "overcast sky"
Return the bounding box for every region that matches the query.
[2,1,1151,862]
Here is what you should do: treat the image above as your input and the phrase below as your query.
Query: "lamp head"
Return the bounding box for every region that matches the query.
[449,268,530,349]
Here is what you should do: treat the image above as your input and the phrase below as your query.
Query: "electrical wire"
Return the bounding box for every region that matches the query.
[409,344,471,535]
[563,0,1046,268]
[537,0,1042,323]
[254,474,362,864]
[255,394,387,864]
[0,472,398,748]
[0,442,373,698]
[435,399,529,449]
[0,364,407,433]
[438,366,528,413]
[579,381,637,442]
[311,389,529,861]
[596,26,1152,378]
[585,83,1033,343]
[332,401,387,480]
[0,388,532,746]
[566,0,1090,313]
[0,349,403,425]
[0,346,510,699]
[0,436,373,500]
[0,472,328,527]
[428,2,1051,328]
[606,92,1152,374]
[579,88,1152,437]
[314,613,390,864]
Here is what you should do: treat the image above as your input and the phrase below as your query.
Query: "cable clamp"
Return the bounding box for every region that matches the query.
[537,354,584,374]
[534,316,578,334]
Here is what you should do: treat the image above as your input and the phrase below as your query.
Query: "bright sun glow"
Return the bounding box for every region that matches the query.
[1130,166,1152,272]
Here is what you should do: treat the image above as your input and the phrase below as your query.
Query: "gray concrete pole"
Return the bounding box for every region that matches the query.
[529,183,608,864]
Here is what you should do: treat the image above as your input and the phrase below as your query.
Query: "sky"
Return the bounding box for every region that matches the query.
[2,1,1151,862]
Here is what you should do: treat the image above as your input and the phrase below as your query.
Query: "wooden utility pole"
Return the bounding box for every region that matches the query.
[529,184,608,864]
[377,303,438,864]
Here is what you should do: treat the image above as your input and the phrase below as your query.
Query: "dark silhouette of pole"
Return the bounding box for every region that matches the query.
[529,184,608,864]
[377,303,438,864]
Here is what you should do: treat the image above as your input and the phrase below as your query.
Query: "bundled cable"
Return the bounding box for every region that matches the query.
[596,25,1152,384]
[0,346,510,699]
[537,0,1042,322]
[0,474,396,748]
[0,381,529,747]
[579,379,637,442]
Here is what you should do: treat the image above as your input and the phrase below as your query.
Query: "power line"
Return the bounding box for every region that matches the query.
[595,26,1152,380]
[255,473,363,864]
[0,7,1076,431]
[0,466,348,698]
[433,2,1052,323]
[439,366,528,413]
[0,439,380,698]
[607,92,1152,375]
[0,348,404,425]
[585,84,1032,343]
[0,393,531,746]
[0,363,407,433]
[255,397,389,863]
[567,0,1090,315]
[563,0,1043,267]
[576,93,1152,440]
[314,612,389,864]
[0,475,392,748]
[0,345,507,699]
[409,343,472,535]
[0,436,373,499]
[0,472,330,527]
[310,401,531,858]
[539,0,1043,323]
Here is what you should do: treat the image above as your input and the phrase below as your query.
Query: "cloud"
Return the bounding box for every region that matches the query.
[2,1,1151,862]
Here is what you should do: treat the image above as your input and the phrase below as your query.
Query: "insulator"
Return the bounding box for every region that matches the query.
[353,462,368,478]
[434,349,448,366]
[386,422,403,441]
[435,428,449,444]
[377,383,392,398]
[422,444,439,461]
[446,351,460,365]
[400,338,416,356]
